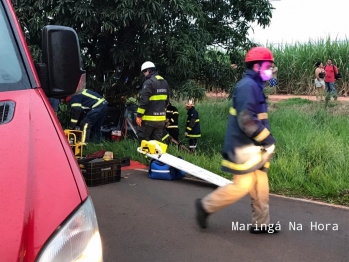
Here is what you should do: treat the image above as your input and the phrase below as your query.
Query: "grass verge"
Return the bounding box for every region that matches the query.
[85,98,349,206]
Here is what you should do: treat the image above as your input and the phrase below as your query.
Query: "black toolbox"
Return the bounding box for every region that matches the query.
[77,158,121,187]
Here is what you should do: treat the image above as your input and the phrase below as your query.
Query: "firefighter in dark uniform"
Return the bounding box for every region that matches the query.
[195,47,279,234]
[165,101,179,142]
[67,89,108,143]
[136,61,170,142]
[185,100,201,152]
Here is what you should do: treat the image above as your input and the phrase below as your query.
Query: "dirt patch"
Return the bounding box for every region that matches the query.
[268,95,349,102]
[206,91,229,98]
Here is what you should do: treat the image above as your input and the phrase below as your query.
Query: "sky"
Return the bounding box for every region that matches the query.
[248,0,349,45]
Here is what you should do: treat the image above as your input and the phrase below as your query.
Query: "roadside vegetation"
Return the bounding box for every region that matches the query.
[24,0,349,206]
[13,0,273,101]
[268,37,349,95]
[85,98,349,206]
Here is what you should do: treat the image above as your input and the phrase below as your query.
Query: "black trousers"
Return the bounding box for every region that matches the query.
[166,128,179,142]
[80,103,108,143]
[137,121,166,143]
[188,138,198,152]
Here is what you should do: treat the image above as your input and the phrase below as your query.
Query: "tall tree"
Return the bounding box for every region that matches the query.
[13,0,273,101]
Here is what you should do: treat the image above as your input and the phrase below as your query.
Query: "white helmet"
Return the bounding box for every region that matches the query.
[141,61,155,72]
[185,99,194,106]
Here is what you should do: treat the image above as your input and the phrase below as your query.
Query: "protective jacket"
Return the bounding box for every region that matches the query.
[166,103,179,129]
[137,71,169,123]
[221,69,275,175]
[186,106,201,138]
[69,89,107,128]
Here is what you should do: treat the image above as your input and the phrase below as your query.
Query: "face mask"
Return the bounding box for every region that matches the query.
[260,69,273,81]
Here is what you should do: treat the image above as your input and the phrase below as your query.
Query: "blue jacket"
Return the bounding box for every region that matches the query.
[221,69,275,175]
[69,89,107,128]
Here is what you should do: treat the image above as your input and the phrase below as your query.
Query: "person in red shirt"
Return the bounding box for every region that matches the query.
[324,59,338,102]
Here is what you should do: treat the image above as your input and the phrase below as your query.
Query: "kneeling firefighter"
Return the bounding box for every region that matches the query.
[195,47,279,234]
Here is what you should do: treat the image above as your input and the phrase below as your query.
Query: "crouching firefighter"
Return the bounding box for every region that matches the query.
[185,100,201,152]
[67,89,108,143]
[195,47,280,234]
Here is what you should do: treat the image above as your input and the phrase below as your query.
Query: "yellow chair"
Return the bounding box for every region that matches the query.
[64,129,86,159]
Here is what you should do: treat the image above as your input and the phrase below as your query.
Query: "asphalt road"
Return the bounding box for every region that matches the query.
[89,169,349,262]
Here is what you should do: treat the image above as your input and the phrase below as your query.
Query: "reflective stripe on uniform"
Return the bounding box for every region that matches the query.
[71,103,81,108]
[149,95,168,101]
[229,107,268,120]
[254,128,270,142]
[221,155,262,171]
[167,110,178,114]
[142,115,166,121]
[155,75,164,80]
[186,127,192,131]
[92,98,105,108]
[137,108,145,114]
[258,113,268,120]
[81,89,105,108]
[187,119,200,122]
[187,134,201,138]
[264,162,270,168]
[82,89,98,99]
[71,119,78,123]
[162,134,169,141]
[229,107,237,115]
[167,125,178,128]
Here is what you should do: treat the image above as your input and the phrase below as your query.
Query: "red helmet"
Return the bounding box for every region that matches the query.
[245,47,274,63]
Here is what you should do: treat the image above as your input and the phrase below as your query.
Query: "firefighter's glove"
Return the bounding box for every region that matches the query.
[136,117,142,127]
[184,132,188,137]
[263,144,275,154]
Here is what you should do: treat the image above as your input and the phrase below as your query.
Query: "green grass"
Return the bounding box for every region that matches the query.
[85,99,349,206]
[269,100,349,205]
